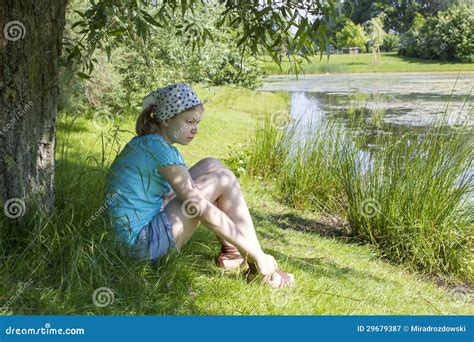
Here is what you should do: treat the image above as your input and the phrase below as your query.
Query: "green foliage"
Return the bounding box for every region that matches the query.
[65,0,337,78]
[380,33,400,52]
[399,5,474,62]
[222,144,250,178]
[246,114,297,182]
[419,4,474,62]
[365,15,387,47]
[336,20,369,50]
[59,1,263,115]
[398,13,426,57]
[340,0,452,34]
[338,123,473,279]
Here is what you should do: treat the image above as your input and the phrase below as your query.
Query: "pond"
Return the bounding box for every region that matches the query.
[259,72,473,129]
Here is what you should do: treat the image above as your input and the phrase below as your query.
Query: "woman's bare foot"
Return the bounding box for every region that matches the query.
[215,245,248,271]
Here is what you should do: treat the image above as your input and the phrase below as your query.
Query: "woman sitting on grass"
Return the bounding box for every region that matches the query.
[106,84,294,288]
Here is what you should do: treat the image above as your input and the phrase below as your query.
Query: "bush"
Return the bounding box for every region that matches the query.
[336,20,369,51]
[111,1,263,111]
[399,5,474,62]
[58,52,126,116]
[380,33,400,52]
[398,13,425,57]
[419,4,473,62]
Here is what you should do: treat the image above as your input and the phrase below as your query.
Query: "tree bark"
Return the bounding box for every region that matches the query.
[0,0,67,217]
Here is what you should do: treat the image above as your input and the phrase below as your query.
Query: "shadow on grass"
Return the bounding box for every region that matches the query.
[267,248,397,289]
[251,210,352,241]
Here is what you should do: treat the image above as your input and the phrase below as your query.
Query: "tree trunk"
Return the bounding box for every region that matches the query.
[0,0,67,218]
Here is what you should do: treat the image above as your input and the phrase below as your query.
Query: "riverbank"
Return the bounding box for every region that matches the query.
[0,85,470,315]
[259,52,474,75]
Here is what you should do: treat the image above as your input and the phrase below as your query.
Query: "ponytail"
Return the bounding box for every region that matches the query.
[135,105,161,136]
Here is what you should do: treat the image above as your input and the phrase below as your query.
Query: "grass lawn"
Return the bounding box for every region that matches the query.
[259,52,474,75]
[1,86,471,315]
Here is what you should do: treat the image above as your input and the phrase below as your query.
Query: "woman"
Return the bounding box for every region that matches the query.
[106,84,294,288]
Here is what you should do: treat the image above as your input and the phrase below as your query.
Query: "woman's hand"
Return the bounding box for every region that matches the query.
[255,253,278,278]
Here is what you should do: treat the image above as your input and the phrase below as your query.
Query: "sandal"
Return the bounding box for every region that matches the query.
[246,262,295,289]
[215,245,248,271]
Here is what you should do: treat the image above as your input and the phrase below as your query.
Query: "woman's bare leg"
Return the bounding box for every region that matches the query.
[164,166,259,252]
[163,159,295,287]
[186,158,234,250]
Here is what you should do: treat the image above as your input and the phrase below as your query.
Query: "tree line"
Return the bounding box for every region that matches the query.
[334,0,473,62]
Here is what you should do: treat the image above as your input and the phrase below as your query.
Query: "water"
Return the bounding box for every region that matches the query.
[259,72,473,127]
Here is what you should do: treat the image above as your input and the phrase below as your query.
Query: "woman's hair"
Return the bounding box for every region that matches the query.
[135,104,204,136]
[135,107,160,136]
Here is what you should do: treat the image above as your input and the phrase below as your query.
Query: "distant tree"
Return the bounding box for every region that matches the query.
[417,4,473,62]
[398,4,473,62]
[336,20,369,51]
[341,0,461,33]
[380,32,400,52]
[398,13,427,57]
[364,15,387,63]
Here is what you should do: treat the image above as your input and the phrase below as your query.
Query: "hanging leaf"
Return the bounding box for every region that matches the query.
[77,72,91,79]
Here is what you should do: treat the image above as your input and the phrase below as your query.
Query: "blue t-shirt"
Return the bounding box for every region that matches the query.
[105,133,187,245]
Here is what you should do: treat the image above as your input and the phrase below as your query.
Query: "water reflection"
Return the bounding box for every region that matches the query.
[260,72,473,127]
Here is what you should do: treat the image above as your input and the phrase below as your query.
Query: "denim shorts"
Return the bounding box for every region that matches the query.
[133,209,176,263]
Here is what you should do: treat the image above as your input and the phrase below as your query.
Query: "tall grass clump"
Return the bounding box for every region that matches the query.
[246,112,297,180]
[277,119,347,216]
[246,98,472,282]
[338,118,473,281]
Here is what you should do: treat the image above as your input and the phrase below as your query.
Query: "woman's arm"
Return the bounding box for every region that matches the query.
[159,164,264,263]
[162,188,176,207]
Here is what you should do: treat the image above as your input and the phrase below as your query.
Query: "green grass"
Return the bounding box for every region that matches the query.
[0,86,472,315]
[259,52,474,75]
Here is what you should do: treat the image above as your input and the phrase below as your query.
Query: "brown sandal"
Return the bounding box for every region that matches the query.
[215,245,248,271]
[246,262,295,289]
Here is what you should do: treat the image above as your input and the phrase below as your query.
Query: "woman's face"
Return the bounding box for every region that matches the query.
[163,108,202,145]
